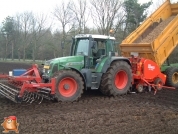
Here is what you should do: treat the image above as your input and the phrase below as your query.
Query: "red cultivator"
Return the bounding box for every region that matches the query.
[129,56,175,94]
[0,64,56,104]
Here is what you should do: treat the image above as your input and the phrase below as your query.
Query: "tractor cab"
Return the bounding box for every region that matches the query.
[71,34,117,69]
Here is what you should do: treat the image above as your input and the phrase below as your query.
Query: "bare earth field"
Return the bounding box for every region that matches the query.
[0,62,178,134]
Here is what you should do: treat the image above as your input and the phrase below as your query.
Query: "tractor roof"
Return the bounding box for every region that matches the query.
[75,34,115,40]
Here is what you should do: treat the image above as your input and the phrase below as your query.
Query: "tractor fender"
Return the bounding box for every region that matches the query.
[67,67,87,90]
[101,57,131,73]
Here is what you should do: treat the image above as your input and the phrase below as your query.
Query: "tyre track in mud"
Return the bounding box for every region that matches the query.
[0,62,178,133]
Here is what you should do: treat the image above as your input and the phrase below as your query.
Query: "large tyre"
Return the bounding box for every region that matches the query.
[55,70,84,102]
[165,67,178,88]
[100,61,132,96]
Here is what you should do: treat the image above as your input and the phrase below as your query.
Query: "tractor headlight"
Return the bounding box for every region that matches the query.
[43,65,50,73]
[42,68,50,74]
[44,65,50,69]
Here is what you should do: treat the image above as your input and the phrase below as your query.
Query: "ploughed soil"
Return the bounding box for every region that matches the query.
[0,62,178,134]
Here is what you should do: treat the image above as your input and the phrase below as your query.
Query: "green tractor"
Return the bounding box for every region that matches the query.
[42,34,132,102]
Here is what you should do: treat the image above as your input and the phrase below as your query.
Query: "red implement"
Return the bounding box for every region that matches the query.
[129,56,175,94]
[0,64,55,103]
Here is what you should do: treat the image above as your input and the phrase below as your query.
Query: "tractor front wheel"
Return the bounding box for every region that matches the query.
[100,61,132,96]
[55,70,84,102]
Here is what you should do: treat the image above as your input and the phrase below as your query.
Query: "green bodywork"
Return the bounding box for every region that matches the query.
[161,63,178,72]
[95,57,108,72]
[45,56,84,77]
[43,34,131,89]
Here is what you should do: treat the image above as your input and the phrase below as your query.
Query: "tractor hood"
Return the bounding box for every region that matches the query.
[44,55,85,71]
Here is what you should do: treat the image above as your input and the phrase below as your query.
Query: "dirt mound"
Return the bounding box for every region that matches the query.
[0,62,178,134]
[139,16,175,43]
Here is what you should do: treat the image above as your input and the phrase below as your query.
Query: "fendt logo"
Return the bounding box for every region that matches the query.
[148,64,155,71]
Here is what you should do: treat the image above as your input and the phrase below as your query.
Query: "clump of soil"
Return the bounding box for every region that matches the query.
[139,16,175,43]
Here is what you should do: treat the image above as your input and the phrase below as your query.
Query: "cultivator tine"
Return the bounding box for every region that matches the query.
[22,92,29,102]
[26,92,32,103]
[35,93,40,102]
[30,93,38,104]
[33,94,39,102]
[39,96,43,104]
[21,91,46,104]
[29,94,35,104]
[23,93,30,103]
[36,93,42,103]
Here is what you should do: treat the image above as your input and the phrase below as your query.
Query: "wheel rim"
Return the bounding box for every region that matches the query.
[58,77,77,97]
[172,72,178,84]
[156,80,163,90]
[137,84,144,92]
[115,70,128,90]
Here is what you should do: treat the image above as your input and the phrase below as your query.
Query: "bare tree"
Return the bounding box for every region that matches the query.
[53,1,75,56]
[69,0,89,34]
[113,9,126,42]
[14,14,25,61]
[53,1,74,39]
[17,12,34,61]
[90,0,123,35]
[31,13,51,62]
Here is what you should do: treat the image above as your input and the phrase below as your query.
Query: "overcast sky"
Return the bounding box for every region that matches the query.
[0,0,58,23]
[0,0,177,24]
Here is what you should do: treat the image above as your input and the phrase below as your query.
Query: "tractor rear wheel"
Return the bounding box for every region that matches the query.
[100,61,132,96]
[55,70,84,102]
[165,67,178,88]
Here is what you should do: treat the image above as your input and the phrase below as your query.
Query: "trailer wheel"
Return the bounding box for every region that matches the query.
[165,67,178,88]
[154,78,163,90]
[55,70,84,102]
[100,61,132,96]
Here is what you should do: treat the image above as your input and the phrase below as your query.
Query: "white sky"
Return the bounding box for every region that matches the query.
[0,0,58,22]
[0,0,177,24]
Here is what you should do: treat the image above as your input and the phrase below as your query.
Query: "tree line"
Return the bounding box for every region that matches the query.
[0,0,152,62]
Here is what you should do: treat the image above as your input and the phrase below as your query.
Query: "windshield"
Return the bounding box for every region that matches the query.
[74,38,89,56]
